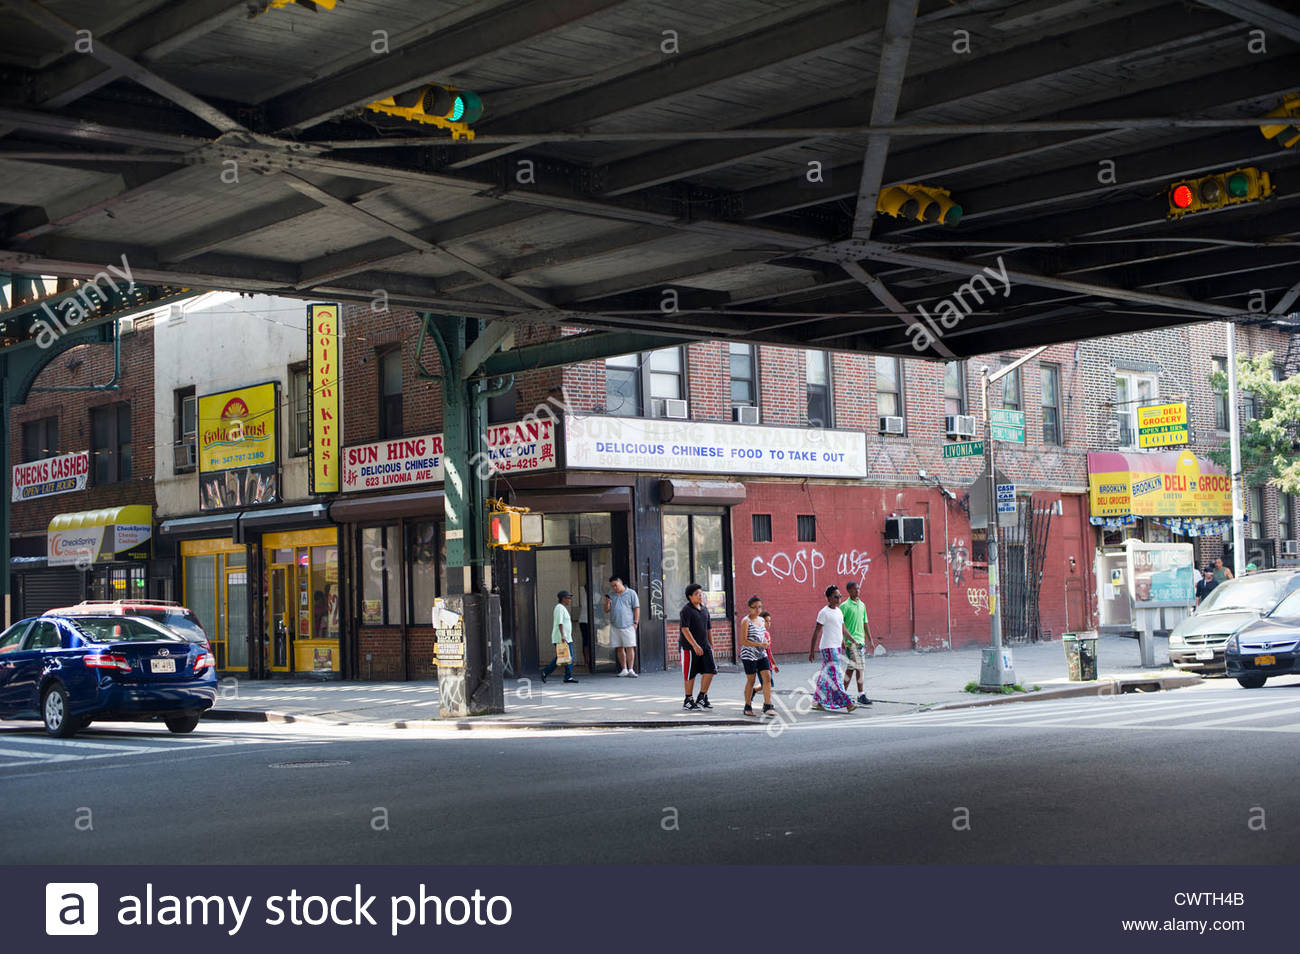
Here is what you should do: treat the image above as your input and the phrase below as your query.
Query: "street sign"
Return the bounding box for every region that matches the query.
[943,440,984,459]
[990,408,1026,444]
[1137,402,1189,447]
[996,483,1016,514]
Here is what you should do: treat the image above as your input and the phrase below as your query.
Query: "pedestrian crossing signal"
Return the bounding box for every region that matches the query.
[489,511,544,549]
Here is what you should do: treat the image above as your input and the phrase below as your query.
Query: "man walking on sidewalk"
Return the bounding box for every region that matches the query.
[679,583,716,710]
[840,580,873,706]
[541,590,579,684]
[604,575,640,676]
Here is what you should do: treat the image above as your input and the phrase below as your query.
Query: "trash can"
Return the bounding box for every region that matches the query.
[1063,632,1099,681]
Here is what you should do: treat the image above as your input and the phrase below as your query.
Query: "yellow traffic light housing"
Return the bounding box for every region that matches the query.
[364,85,484,140]
[487,498,544,550]
[1167,166,1274,219]
[1260,94,1300,149]
[877,184,962,226]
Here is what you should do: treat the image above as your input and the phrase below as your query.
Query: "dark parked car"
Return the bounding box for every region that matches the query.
[0,614,216,737]
[1225,586,1300,688]
[1168,570,1300,673]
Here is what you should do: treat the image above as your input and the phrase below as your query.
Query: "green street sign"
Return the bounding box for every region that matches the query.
[943,440,984,459]
[990,408,1026,445]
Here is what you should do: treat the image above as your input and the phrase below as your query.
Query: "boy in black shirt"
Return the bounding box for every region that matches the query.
[679,583,717,710]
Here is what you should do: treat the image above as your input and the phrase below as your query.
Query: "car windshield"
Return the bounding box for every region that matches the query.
[69,617,186,644]
[1197,576,1290,613]
[1269,587,1300,618]
[131,609,208,642]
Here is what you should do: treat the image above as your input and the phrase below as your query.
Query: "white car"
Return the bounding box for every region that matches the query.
[1168,571,1300,673]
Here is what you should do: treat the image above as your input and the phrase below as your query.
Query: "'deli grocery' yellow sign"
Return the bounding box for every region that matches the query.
[1136,402,1188,448]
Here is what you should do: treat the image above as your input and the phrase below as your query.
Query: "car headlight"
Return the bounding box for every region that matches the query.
[1169,632,1185,647]
[1225,634,1239,653]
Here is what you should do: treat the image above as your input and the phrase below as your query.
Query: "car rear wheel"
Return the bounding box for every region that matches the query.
[165,715,201,734]
[42,685,79,738]
[1236,673,1267,689]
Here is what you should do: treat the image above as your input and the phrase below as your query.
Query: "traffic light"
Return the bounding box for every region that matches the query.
[268,0,340,10]
[488,511,544,549]
[365,85,484,140]
[877,184,962,226]
[1167,167,1273,219]
[1260,94,1300,150]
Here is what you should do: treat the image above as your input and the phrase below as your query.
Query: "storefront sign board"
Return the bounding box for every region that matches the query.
[11,451,89,502]
[307,302,342,493]
[1088,450,1229,518]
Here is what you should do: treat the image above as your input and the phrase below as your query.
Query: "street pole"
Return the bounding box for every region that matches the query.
[979,366,1014,688]
[1226,322,1247,575]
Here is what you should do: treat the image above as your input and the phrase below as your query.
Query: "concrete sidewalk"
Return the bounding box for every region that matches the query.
[205,633,1201,729]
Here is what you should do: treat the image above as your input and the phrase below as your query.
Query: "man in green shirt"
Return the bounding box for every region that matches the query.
[540,590,579,684]
[839,580,873,706]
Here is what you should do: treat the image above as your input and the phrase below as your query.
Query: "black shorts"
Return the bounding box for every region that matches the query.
[681,645,718,679]
[742,655,771,675]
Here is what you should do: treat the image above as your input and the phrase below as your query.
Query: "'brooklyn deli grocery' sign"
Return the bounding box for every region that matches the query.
[11,451,90,502]
[341,418,557,492]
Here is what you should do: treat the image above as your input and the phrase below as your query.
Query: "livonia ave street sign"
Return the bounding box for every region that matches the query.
[943,441,984,459]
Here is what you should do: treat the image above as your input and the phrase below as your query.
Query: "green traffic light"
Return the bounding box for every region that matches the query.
[1227,171,1250,197]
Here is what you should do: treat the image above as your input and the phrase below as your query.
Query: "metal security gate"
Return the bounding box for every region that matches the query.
[1000,497,1054,645]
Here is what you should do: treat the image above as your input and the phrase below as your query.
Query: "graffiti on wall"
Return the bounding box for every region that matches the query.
[946,539,971,586]
[752,548,826,586]
[835,549,873,585]
[966,587,989,614]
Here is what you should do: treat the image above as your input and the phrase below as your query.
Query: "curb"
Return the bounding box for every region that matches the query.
[204,709,333,725]
[922,673,1202,711]
[205,709,754,730]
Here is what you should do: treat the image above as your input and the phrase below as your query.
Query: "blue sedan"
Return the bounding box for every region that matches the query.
[1225,586,1300,689]
[0,614,216,737]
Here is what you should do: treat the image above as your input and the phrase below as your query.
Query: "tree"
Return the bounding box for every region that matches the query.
[1208,351,1300,491]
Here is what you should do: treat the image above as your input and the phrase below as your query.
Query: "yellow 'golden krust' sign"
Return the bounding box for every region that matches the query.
[308,303,342,493]
[197,382,278,474]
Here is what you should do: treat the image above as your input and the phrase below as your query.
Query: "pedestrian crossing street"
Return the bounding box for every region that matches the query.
[0,725,321,771]
[878,687,1300,734]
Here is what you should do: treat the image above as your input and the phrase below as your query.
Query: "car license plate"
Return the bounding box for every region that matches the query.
[1195,649,1214,661]
[1255,655,1276,667]
[150,658,176,674]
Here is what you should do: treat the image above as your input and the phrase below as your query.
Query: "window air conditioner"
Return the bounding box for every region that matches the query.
[884,515,925,544]
[117,316,136,335]
[879,415,905,435]
[653,398,689,419]
[945,414,978,438]
[172,441,196,471]
[733,404,760,425]
[1285,540,1300,557]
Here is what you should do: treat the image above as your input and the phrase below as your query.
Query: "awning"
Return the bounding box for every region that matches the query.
[508,486,632,513]
[1087,449,1230,520]
[330,490,445,523]
[47,505,153,566]
[236,503,329,540]
[659,479,746,506]
[159,513,239,537]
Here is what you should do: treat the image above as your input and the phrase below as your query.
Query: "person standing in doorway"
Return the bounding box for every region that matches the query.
[541,590,579,684]
[604,575,640,677]
[808,585,856,712]
[740,596,774,717]
[680,583,716,710]
[1195,566,1218,606]
[839,580,873,707]
[1213,557,1234,583]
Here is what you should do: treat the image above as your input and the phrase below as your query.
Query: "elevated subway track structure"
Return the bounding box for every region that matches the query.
[0,0,1296,364]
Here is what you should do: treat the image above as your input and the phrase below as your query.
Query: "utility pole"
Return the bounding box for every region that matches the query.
[979,346,1048,690]
[1226,322,1247,575]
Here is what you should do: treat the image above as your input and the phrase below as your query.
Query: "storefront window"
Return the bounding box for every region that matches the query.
[542,513,612,547]
[663,512,729,619]
[185,555,218,646]
[361,526,398,625]
[408,521,440,623]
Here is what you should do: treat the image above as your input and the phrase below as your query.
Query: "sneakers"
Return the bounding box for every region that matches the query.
[857,693,873,706]
[626,669,638,678]
[563,676,579,683]
[696,693,712,710]
[539,670,548,684]
[616,669,628,677]
[683,695,698,711]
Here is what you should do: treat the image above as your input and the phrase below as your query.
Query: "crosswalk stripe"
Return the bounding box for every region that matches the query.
[0,746,81,762]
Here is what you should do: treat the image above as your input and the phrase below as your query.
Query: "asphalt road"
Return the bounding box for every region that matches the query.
[2,678,1298,865]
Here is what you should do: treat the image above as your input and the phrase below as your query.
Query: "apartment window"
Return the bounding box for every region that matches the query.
[378,348,403,439]
[1212,356,1230,430]
[173,387,196,473]
[1114,371,1158,448]
[751,514,772,543]
[797,514,817,542]
[21,416,58,462]
[91,403,131,484]
[875,355,904,420]
[1249,486,1265,540]
[289,365,310,456]
[647,347,684,415]
[944,361,967,416]
[805,350,831,427]
[1279,494,1293,541]
[1041,363,1062,445]
[729,343,757,407]
[1001,364,1022,411]
[605,353,641,416]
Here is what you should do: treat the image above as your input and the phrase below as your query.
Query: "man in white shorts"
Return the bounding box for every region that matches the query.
[603,575,640,676]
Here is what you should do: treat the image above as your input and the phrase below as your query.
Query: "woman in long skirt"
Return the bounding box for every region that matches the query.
[807,584,856,712]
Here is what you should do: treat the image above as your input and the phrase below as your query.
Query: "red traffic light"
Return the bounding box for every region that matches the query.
[1171,184,1194,209]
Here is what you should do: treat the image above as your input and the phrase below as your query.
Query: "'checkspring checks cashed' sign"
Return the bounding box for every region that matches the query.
[565,415,867,478]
